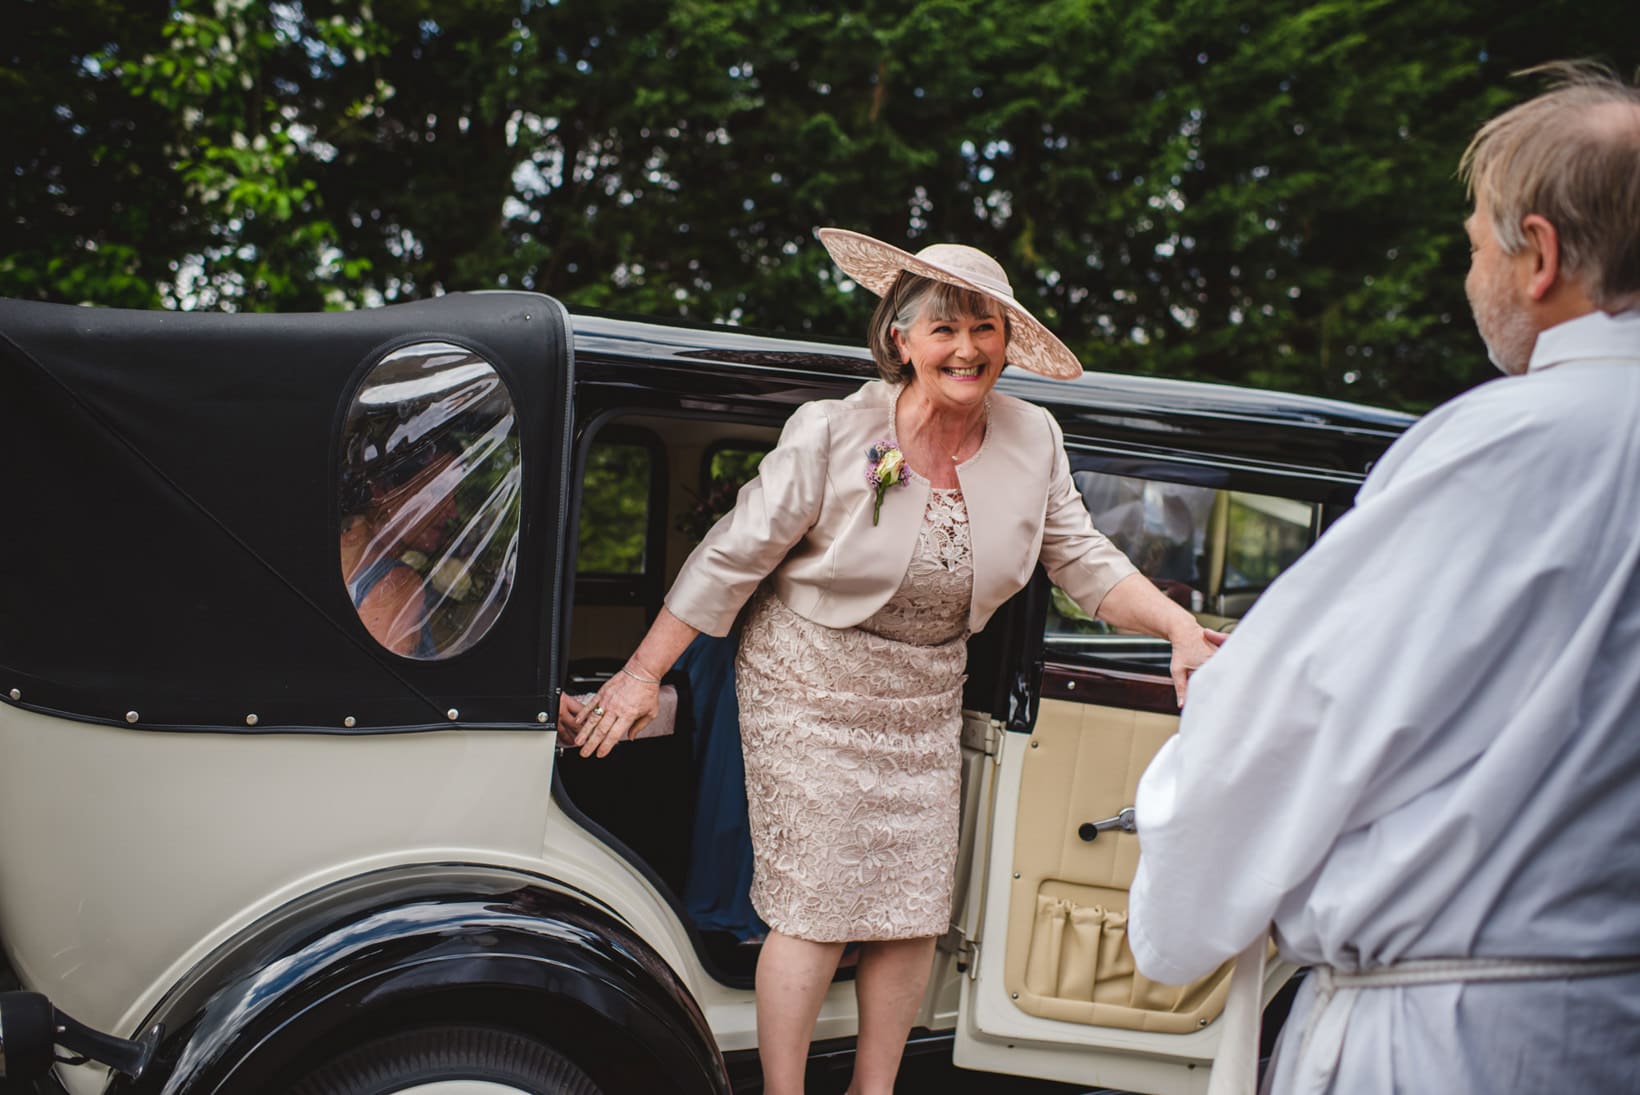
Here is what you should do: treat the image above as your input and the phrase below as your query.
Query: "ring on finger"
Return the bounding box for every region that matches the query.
[592,704,607,717]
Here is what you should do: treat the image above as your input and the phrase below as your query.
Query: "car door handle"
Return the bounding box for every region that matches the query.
[1077,806,1136,841]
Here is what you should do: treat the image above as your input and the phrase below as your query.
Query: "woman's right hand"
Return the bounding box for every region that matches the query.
[568,664,661,758]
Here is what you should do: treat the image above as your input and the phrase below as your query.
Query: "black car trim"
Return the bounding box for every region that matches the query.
[539,294,579,707]
[106,863,726,1095]
[570,312,1413,434]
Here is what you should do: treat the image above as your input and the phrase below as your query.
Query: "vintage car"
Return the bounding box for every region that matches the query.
[0,292,1413,1094]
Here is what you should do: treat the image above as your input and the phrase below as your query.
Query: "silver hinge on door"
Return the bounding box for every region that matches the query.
[960,712,1006,761]
[940,925,980,978]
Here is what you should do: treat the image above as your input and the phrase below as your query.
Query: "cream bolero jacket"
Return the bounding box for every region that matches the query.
[664,380,1138,637]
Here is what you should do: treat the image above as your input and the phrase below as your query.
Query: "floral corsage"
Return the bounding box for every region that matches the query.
[866,440,907,526]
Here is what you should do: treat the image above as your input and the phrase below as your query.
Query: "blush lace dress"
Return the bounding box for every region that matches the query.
[734,485,973,942]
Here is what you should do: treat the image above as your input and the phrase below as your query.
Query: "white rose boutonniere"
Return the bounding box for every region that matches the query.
[866,440,908,526]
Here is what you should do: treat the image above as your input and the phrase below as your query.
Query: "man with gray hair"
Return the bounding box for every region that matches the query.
[1128,63,1640,1093]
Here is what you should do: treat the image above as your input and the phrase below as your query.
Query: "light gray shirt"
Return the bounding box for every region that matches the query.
[1129,309,1640,1093]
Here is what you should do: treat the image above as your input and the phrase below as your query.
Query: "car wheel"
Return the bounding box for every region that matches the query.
[287,1024,602,1095]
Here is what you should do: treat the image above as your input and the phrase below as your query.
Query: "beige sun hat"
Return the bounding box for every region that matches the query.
[817,226,1082,379]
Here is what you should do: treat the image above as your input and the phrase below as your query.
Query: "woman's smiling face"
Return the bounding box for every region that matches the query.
[892,297,1007,411]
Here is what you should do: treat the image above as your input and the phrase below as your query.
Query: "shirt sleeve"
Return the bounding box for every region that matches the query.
[1036,407,1139,614]
[663,400,830,636]
[1127,386,1586,983]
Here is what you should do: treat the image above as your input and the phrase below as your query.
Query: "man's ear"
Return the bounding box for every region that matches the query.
[1520,214,1561,302]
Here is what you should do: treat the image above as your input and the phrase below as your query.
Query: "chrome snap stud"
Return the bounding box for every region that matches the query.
[125,710,139,724]
[245,714,258,726]
[343,716,357,728]
[446,708,459,721]
[537,711,549,723]
[8,688,19,701]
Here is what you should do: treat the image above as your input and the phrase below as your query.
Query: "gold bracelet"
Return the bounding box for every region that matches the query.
[619,664,661,685]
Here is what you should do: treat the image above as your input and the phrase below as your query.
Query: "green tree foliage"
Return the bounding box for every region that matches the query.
[576,440,652,573]
[4,0,1635,408]
[4,1,184,307]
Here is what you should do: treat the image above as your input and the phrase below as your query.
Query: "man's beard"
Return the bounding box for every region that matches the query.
[1467,269,1537,376]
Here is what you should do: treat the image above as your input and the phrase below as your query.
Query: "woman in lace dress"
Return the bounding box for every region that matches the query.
[563,229,1223,1095]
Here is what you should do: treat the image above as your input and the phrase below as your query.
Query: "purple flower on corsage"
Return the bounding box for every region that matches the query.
[866,440,908,526]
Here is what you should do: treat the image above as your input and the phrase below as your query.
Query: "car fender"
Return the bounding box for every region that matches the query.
[106,864,726,1095]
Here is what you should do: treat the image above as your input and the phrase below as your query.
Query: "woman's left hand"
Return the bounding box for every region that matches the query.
[1170,627,1228,708]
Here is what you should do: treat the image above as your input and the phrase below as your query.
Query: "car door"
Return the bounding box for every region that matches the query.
[953,447,1362,1095]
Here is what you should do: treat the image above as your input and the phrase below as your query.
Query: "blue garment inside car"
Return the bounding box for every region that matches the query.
[349,556,438,659]
[675,633,767,943]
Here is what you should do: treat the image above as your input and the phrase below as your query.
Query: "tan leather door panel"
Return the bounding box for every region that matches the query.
[1001,697,1234,1033]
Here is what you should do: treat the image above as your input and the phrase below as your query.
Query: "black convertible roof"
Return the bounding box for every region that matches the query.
[0,293,1414,733]
[0,293,570,733]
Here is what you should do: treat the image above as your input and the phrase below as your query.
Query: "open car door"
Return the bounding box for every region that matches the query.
[953,464,1349,1093]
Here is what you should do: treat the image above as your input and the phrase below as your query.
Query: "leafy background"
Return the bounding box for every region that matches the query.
[6,0,1638,410]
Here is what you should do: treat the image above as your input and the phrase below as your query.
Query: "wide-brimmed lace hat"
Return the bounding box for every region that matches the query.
[817,227,1082,379]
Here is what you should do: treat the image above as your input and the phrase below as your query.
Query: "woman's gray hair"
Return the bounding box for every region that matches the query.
[866,273,1013,384]
[1460,61,1640,310]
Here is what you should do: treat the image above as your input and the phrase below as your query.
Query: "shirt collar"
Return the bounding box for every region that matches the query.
[1528,308,1640,372]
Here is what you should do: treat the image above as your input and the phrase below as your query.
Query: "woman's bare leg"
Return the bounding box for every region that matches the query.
[847,936,938,1095]
[757,931,847,1095]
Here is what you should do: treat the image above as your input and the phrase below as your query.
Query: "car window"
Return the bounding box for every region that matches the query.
[670,442,766,542]
[1224,492,1314,593]
[1046,467,1321,659]
[339,341,522,660]
[706,445,768,488]
[577,441,654,574]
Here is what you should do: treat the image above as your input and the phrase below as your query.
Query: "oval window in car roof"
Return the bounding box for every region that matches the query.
[338,341,522,660]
